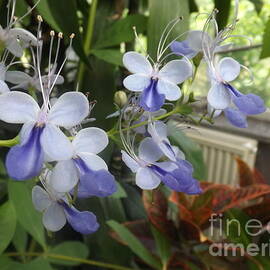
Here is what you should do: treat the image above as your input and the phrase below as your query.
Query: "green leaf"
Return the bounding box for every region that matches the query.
[12,222,28,253]
[167,120,207,180]
[94,14,147,49]
[107,220,162,269]
[214,0,231,30]
[33,0,61,32]
[35,0,88,64]
[112,182,127,199]
[8,181,46,250]
[151,226,171,265]
[48,241,89,266]
[189,0,198,13]
[224,209,251,248]
[148,0,190,59]
[260,17,270,59]
[247,0,263,14]
[91,49,123,66]
[0,202,16,254]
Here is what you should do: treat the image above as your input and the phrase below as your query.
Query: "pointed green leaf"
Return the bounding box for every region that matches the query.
[107,220,162,269]
[94,15,147,49]
[0,201,16,254]
[8,181,46,250]
[91,49,123,66]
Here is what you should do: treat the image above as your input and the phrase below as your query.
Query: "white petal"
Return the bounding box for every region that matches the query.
[73,127,108,154]
[6,37,23,57]
[121,150,140,173]
[123,74,150,91]
[0,91,39,123]
[123,52,153,75]
[136,167,160,190]
[10,28,38,46]
[0,80,10,93]
[218,57,240,82]
[32,186,51,212]
[155,161,178,172]
[148,121,168,141]
[50,160,79,193]
[138,137,163,163]
[157,79,181,101]
[40,123,73,161]
[48,92,89,128]
[159,60,192,84]
[207,82,232,110]
[78,153,108,171]
[5,71,32,84]
[43,203,66,232]
[171,146,185,160]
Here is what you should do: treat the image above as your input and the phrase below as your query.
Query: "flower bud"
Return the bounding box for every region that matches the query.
[114,91,127,107]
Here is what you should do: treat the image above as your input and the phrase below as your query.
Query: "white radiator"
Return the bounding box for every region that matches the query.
[184,125,258,186]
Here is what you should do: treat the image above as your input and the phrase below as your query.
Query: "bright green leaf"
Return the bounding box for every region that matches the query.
[91,49,123,66]
[107,220,162,269]
[94,14,147,49]
[148,0,190,59]
[8,181,46,250]
[0,202,16,254]
[48,241,89,266]
[167,120,207,180]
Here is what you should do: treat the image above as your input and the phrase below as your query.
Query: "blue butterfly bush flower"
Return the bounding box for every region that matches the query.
[122,52,192,112]
[32,180,99,234]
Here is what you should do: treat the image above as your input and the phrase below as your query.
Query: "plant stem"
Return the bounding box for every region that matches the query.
[77,0,98,87]
[4,252,133,270]
[107,107,179,137]
[0,136,19,147]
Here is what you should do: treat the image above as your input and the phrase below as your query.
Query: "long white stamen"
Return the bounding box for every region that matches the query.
[157,17,182,62]
[48,30,55,90]
[49,33,74,94]
[132,26,155,65]
[157,17,180,61]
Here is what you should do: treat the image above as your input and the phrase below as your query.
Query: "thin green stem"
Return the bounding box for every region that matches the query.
[0,136,19,147]
[107,107,179,137]
[4,252,133,270]
[77,0,98,87]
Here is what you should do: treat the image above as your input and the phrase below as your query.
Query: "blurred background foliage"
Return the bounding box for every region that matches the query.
[1,0,270,269]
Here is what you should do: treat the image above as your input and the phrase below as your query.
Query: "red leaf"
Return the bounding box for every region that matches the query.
[143,190,177,238]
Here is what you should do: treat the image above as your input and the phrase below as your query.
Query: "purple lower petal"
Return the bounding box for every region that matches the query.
[6,125,44,180]
[62,203,99,234]
[233,93,266,115]
[170,40,197,58]
[77,169,117,198]
[224,107,247,128]
[74,158,117,198]
[140,79,165,112]
[152,160,201,194]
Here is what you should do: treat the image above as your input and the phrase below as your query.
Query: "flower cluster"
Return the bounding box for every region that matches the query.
[0,0,266,235]
[0,4,116,234]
